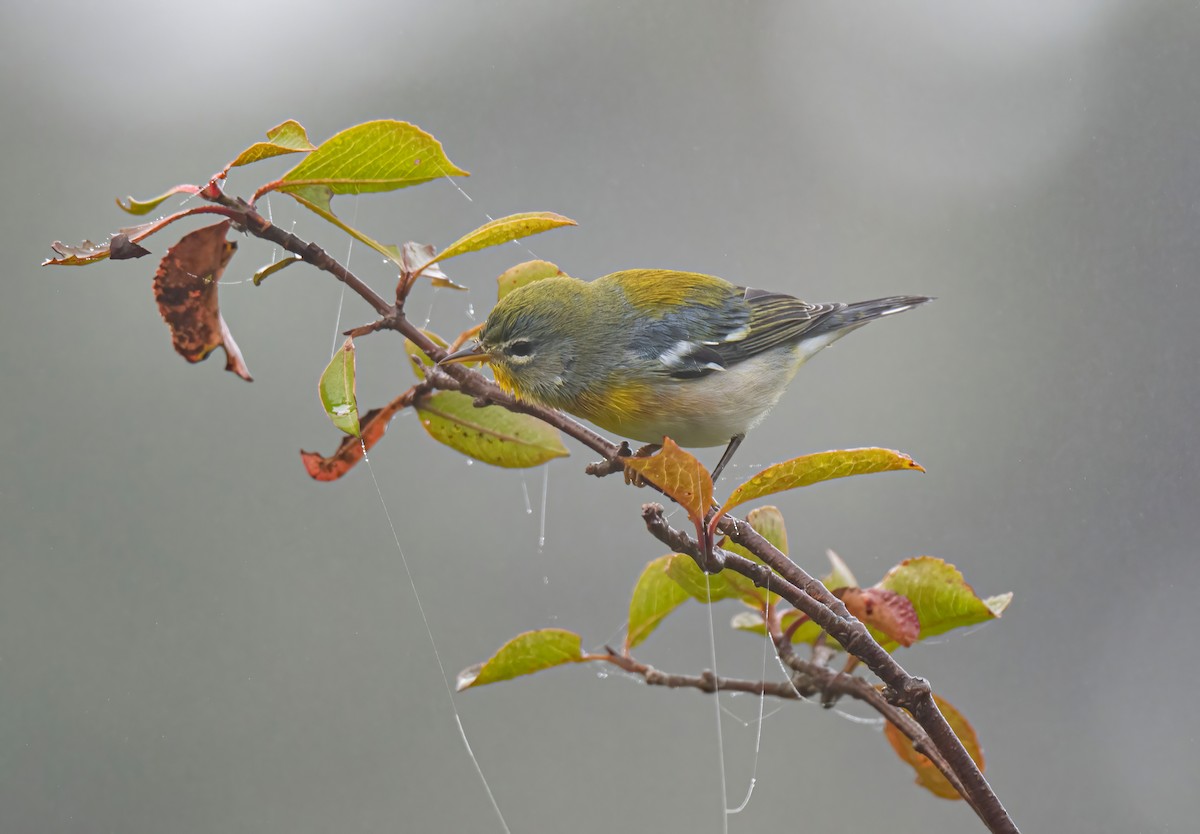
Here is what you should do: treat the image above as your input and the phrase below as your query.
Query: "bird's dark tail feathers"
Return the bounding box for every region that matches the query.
[810,295,934,338]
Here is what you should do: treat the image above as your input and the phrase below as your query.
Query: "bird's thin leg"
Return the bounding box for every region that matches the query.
[710,434,744,483]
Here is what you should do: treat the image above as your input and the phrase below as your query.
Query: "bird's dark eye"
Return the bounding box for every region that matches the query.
[507,340,534,357]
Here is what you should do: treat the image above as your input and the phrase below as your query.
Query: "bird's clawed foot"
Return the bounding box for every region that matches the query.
[622,443,661,486]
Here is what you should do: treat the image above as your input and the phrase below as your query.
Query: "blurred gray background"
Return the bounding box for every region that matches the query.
[3,1,1198,832]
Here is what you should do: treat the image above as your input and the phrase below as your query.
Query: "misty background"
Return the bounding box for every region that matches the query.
[3,1,1198,832]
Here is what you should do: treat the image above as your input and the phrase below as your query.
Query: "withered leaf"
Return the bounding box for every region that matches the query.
[300,392,411,481]
[108,233,151,260]
[836,586,921,648]
[153,221,251,381]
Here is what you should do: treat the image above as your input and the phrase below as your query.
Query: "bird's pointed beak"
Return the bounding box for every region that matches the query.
[438,342,491,366]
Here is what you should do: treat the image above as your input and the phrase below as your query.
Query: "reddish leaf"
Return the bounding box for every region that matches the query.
[300,391,411,481]
[884,694,984,800]
[152,221,251,380]
[836,587,920,648]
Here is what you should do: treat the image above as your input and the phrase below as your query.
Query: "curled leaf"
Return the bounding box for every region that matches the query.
[252,255,302,286]
[222,120,315,175]
[318,338,360,437]
[417,390,568,468]
[152,220,251,380]
[457,629,583,690]
[108,233,150,260]
[401,241,465,290]
[116,184,201,216]
[884,694,984,799]
[836,587,920,648]
[301,392,411,481]
[720,447,925,516]
[45,209,217,266]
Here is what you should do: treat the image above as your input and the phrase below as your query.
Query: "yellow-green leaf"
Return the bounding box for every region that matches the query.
[457,629,583,690]
[720,447,925,515]
[626,556,691,651]
[719,505,787,606]
[285,185,407,267]
[318,338,360,437]
[877,556,1011,642]
[278,119,467,196]
[252,255,303,286]
[225,120,315,171]
[116,184,200,216]
[497,260,566,300]
[624,438,714,528]
[664,553,752,603]
[404,330,450,380]
[416,390,568,468]
[884,694,983,800]
[419,213,576,274]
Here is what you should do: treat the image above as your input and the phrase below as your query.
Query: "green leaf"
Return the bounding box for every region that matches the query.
[278,119,467,196]
[625,555,691,651]
[720,448,925,515]
[318,338,360,437]
[416,390,568,468]
[457,628,583,690]
[497,260,566,300]
[225,120,315,171]
[664,553,758,604]
[419,213,576,274]
[877,557,1011,642]
[744,505,788,553]
[252,255,303,286]
[116,184,200,216]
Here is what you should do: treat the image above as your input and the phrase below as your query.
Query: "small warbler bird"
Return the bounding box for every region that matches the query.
[443,269,931,480]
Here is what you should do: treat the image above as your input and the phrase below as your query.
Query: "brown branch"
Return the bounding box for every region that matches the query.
[642,504,1018,834]
[763,615,975,812]
[603,652,803,700]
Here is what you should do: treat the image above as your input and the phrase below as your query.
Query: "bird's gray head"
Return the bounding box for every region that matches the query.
[473,277,593,405]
